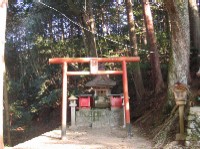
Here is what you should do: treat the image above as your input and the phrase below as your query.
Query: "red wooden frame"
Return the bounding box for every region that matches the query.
[49,56,140,139]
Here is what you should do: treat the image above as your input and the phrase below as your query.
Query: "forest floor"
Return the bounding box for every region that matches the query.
[8,108,61,147]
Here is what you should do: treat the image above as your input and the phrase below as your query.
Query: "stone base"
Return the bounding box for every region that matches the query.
[176,133,186,141]
[111,107,122,110]
[76,109,123,128]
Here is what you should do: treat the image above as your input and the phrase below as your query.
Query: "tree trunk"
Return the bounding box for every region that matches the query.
[101,6,106,36]
[164,1,190,93]
[80,0,97,57]
[125,0,138,56]
[3,74,11,146]
[0,1,7,148]
[61,17,65,41]
[125,0,145,100]
[142,20,147,48]
[142,0,165,93]
[189,0,200,66]
[69,19,74,39]
[48,14,53,41]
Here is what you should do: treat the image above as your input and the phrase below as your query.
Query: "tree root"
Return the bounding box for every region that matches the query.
[153,110,179,148]
[134,109,155,124]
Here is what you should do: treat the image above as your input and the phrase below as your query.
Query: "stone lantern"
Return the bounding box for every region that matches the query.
[173,83,188,105]
[172,82,189,141]
[69,95,78,128]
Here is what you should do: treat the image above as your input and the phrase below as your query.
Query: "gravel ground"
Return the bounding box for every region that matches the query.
[8,126,153,149]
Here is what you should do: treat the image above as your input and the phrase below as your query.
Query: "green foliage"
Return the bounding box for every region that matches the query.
[5,0,171,127]
[38,89,62,108]
[8,81,32,125]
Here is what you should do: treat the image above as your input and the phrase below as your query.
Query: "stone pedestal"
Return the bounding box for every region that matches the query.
[69,96,78,129]
[76,109,123,128]
[176,105,186,141]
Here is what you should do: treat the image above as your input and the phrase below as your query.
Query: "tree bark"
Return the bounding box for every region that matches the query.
[164,1,190,92]
[125,0,145,100]
[189,0,200,66]
[67,0,97,57]
[0,1,7,148]
[100,6,107,36]
[142,0,165,93]
[125,0,138,56]
[48,14,53,41]
[80,0,97,57]
[61,17,65,41]
[3,75,11,146]
[142,21,147,48]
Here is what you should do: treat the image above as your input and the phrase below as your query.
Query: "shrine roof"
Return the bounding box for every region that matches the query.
[85,75,116,87]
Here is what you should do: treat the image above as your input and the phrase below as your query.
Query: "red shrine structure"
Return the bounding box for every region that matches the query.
[49,57,140,139]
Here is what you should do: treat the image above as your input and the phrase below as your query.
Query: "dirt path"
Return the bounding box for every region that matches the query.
[9,126,153,149]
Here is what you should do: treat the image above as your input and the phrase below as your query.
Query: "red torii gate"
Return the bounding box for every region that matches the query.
[49,57,140,139]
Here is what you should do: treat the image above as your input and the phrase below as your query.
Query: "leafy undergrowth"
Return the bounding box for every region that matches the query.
[133,90,175,147]
[133,76,200,148]
[8,108,61,147]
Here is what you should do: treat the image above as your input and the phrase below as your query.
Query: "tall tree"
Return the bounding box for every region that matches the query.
[81,0,97,57]
[142,0,165,93]
[67,0,97,57]
[0,0,7,148]
[125,0,145,100]
[164,0,190,92]
[189,0,200,66]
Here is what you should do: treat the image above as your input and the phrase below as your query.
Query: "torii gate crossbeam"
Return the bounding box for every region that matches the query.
[49,57,140,139]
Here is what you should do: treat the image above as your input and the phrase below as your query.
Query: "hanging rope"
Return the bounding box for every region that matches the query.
[37,1,135,49]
